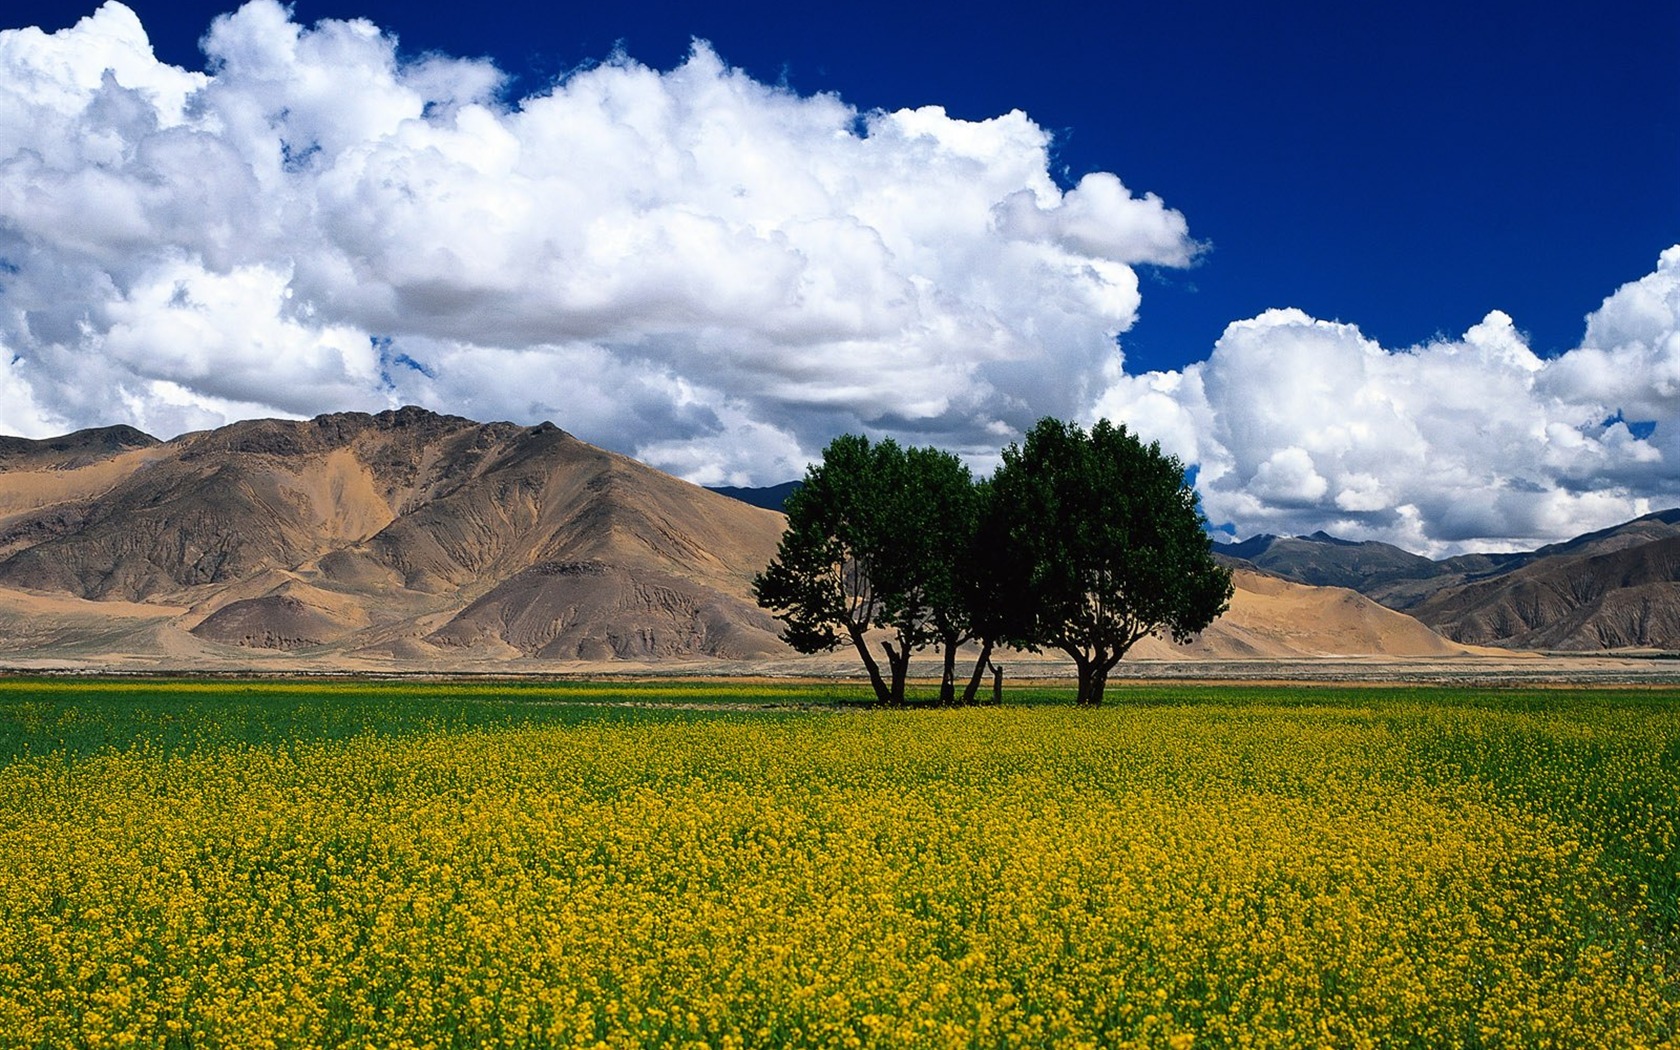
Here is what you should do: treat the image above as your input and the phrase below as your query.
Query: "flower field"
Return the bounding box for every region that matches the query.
[1,679,1677,1048]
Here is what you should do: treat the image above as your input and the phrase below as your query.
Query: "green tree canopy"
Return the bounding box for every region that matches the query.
[752,435,980,704]
[990,418,1232,706]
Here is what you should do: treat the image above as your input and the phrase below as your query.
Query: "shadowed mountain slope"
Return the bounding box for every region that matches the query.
[1218,510,1680,650]
[1410,532,1680,650]
[707,481,802,512]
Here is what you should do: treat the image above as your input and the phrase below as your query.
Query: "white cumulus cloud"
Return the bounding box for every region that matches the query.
[1095,247,1680,554]
[0,0,1196,485]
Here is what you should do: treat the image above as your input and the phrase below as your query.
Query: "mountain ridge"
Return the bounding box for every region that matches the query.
[1216,510,1680,649]
[0,408,1502,669]
[0,408,791,663]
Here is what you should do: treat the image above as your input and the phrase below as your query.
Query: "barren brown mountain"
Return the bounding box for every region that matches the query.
[0,408,1493,671]
[0,408,788,665]
[1219,510,1680,650]
[1412,531,1680,650]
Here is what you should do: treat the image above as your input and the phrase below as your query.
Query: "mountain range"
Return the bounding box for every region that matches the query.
[1215,509,1680,650]
[0,407,1664,672]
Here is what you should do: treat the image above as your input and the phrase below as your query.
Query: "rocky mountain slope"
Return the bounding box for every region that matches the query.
[0,408,790,665]
[0,408,1493,670]
[1218,510,1680,649]
[1409,531,1680,650]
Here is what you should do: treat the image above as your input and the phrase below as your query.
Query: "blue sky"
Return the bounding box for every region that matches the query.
[1,0,1677,552]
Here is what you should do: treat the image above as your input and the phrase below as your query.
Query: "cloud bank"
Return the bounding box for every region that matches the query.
[0,0,1191,486]
[1,3,1677,554]
[1095,246,1680,554]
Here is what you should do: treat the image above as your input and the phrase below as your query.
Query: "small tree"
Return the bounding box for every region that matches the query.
[990,418,1232,706]
[752,435,918,703]
[754,435,997,705]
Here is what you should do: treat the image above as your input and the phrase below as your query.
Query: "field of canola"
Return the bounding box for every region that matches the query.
[0,678,1677,1049]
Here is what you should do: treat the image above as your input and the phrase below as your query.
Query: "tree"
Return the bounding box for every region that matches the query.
[989,418,1232,706]
[899,446,988,705]
[753,435,963,704]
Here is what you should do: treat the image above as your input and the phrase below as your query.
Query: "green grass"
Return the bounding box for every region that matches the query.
[4,674,1679,757]
[0,676,882,761]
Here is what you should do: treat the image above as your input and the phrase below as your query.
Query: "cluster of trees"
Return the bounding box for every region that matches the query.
[752,418,1233,707]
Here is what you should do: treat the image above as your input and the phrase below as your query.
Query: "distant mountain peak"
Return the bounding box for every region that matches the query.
[707,480,800,512]
[1303,530,1361,547]
[0,423,161,470]
[1213,534,1280,560]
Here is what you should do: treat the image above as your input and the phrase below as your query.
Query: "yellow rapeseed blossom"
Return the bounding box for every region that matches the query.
[0,697,1676,1047]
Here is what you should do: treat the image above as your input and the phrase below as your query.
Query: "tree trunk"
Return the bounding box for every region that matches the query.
[1069,644,1121,706]
[961,638,994,705]
[1088,650,1127,707]
[938,632,960,706]
[846,624,893,705]
[882,640,910,705]
[1087,662,1110,707]
[1073,654,1095,707]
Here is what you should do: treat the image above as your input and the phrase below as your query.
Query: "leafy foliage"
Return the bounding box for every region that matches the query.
[756,419,1231,705]
[990,418,1232,705]
[754,436,984,704]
